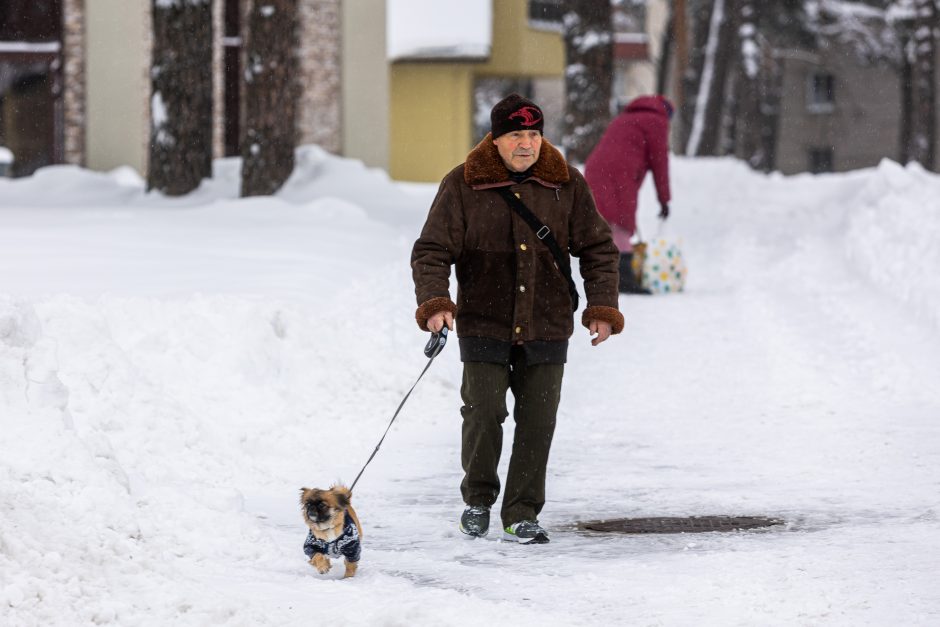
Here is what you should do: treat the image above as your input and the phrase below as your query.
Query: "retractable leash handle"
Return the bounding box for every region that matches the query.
[424,325,448,358]
[349,325,449,492]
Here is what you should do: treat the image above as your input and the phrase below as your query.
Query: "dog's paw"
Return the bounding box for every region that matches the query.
[343,561,358,578]
[310,555,331,574]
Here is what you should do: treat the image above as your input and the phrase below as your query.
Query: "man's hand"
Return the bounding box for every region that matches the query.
[659,202,670,220]
[426,310,454,333]
[588,320,612,346]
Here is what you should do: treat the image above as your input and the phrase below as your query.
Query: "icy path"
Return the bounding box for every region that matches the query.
[2,158,939,625]
[235,166,939,624]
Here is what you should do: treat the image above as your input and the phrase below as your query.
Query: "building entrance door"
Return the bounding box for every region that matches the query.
[0,0,63,177]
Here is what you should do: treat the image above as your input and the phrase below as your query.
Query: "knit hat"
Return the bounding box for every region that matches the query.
[490,94,544,139]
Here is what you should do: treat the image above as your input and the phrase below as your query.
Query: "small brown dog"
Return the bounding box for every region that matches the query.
[299,485,362,578]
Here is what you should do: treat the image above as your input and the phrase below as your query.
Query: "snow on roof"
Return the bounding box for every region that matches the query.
[387,0,492,61]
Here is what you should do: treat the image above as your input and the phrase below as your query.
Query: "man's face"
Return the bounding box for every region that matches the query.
[493,130,542,172]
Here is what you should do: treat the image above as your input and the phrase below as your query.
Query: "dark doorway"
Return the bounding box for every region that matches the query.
[809,146,834,174]
[2,73,57,175]
[0,0,62,42]
[0,0,63,177]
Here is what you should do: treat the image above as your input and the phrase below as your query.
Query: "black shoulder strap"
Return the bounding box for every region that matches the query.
[495,187,579,312]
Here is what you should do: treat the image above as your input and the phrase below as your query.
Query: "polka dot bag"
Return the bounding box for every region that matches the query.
[636,236,687,294]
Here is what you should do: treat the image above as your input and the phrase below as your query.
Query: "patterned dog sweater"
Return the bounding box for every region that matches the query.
[303,511,361,562]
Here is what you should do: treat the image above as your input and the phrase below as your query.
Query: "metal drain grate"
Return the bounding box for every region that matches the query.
[578,516,784,534]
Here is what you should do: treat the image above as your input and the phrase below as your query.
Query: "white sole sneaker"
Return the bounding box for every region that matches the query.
[459,521,489,538]
[502,529,550,544]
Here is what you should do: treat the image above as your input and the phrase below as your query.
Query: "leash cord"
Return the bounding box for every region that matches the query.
[349,330,447,492]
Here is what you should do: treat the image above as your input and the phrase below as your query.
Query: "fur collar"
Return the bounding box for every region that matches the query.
[464,133,570,188]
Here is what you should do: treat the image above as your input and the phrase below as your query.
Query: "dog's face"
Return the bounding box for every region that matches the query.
[300,486,350,532]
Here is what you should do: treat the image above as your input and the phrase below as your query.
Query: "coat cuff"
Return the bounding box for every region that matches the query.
[415,296,458,331]
[581,305,624,334]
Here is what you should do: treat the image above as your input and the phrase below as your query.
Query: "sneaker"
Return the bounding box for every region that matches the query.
[503,520,550,544]
[459,505,490,538]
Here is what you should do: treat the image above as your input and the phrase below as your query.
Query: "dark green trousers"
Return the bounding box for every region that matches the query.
[460,353,564,528]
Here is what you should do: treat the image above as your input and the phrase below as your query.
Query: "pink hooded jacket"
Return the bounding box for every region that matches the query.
[584,95,672,235]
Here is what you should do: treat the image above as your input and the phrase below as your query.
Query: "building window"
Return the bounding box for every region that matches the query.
[808,147,834,173]
[529,0,564,31]
[808,72,835,113]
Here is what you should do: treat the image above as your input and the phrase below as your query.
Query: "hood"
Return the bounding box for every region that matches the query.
[624,95,673,118]
[464,133,570,188]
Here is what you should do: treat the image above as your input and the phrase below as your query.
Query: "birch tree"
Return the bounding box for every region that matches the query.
[148,0,213,196]
[561,0,614,165]
[682,0,737,156]
[241,0,298,197]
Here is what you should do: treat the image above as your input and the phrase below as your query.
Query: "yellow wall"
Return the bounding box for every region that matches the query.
[389,0,564,182]
[389,65,475,182]
[483,0,564,77]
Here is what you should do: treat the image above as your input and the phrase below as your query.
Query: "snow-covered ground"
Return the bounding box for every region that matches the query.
[2,147,939,626]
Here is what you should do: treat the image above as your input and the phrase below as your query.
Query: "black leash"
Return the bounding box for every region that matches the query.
[349,326,449,492]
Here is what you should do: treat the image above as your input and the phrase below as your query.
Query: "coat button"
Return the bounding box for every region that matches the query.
[519,285,526,292]
[520,243,527,251]
[515,326,522,334]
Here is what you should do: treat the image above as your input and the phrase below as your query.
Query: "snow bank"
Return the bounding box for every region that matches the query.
[842,159,940,331]
[0,288,462,625]
[0,146,423,228]
[658,156,940,333]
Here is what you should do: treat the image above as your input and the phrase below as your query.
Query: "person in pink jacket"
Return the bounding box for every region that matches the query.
[585,95,673,293]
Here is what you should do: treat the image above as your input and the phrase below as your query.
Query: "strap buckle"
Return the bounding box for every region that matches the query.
[536,226,550,240]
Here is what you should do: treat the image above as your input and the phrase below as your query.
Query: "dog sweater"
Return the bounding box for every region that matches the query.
[303,511,361,563]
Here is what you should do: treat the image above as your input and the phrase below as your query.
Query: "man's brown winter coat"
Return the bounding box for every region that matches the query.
[412,134,624,343]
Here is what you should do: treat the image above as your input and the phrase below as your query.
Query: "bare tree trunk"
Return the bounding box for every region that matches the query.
[732,44,783,172]
[148,0,213,196]
[657,13,675,97]
[241,0,298,197]
[673,0,690,111]
[734,0,765,167]
[907,0,937,169]
[718,47,740,156]
[561,0,613,165]
[679,0,712,151]
[757,52,784,172]
[899,32,915,164]
[685,0,737,156]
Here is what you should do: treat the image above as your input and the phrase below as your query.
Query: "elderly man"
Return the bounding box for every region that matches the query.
[411,94,624,544]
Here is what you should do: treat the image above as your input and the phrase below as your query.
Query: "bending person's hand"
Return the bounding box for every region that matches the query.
[659,202,670,220]
[426,310,454,333]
